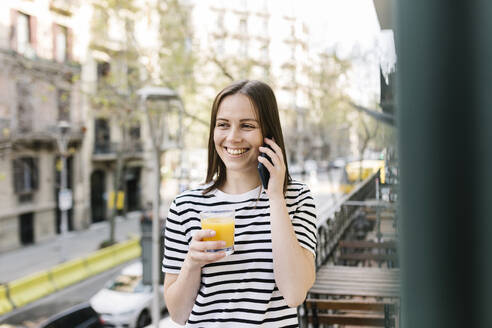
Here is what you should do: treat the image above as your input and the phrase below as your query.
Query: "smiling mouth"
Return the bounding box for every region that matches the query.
[225,147,249,156]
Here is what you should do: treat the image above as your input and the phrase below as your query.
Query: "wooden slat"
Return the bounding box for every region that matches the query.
[308,314,391,326]
[338,253,398,262]
[338,240,397,249]
[366,213,395,220]
[305,299,389,311]
[309,266,401,298]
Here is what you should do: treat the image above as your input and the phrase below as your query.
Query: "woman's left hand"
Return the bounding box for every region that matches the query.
[258,137,286,198]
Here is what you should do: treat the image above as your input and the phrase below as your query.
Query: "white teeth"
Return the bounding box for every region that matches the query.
[226,148,247,155]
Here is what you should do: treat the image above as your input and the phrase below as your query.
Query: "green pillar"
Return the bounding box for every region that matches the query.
[396,1,492,327]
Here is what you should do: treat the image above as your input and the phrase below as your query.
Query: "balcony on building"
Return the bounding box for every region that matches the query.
[49,0,74,17]
[92,119,144,161]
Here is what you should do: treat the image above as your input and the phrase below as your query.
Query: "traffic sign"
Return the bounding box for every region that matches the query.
[58,189,72,211]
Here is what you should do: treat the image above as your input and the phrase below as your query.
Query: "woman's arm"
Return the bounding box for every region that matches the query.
[163,230,227,324]
[258,138,316,307]
[268,195,316,307]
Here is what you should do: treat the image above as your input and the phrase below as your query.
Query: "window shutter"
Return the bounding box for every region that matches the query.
[52,23,58,61]
[67,27,73,61]
[31,157,39,190]
[10,9,17,51]
[29,15,37,54]
[12,158,23,193]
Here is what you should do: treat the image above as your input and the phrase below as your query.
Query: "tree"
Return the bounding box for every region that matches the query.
[89,0,198,245]
[305,51,353,160]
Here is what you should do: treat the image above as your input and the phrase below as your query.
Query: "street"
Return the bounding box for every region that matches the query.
[1,260,138,327]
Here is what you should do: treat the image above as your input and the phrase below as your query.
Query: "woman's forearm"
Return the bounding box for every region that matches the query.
[164,261,202,325]
[164,230,227,324]
[269,195,316,307]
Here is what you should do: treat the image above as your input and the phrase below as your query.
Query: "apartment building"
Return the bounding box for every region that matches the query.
[0,0,85,251]
[0,0,158,252]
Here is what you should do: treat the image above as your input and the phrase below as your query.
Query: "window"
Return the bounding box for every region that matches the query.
[94,119,111,153]
[54,24,67,62]
[57,89,70,121]
[216,13,224,30]
[97,62,110,86]
[16,13,30,54]
[239,18,247,34]
[13,157,39,194]
[14,12,36,57]
[129,124,140,141]
[16,82,32,133]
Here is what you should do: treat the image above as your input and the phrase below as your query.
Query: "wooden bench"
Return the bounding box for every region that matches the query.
[304,299,397,327]
[337,240,398,267]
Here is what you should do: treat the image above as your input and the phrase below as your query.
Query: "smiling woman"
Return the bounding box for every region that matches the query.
[162,80,318,327]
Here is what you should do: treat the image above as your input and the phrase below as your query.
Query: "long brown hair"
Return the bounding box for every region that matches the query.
[204,80,291,194]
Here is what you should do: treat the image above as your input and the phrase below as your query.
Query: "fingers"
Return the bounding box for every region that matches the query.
[192,239,227,252]
[260,138,284,166]
[264,137,283,155]
[188,248,226,263]
[192,229,215,241]
[186,229,227,268]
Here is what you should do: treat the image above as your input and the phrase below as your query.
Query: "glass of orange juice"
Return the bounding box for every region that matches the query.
[200,210,235,255]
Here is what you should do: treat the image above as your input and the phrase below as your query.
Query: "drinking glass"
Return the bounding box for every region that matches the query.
[200,210,235,255]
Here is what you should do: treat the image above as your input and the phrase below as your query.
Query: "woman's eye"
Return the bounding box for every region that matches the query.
[216,122,228,128]
[242,124,255,129]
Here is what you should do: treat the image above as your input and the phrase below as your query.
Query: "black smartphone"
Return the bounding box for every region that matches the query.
[258,143,273,189]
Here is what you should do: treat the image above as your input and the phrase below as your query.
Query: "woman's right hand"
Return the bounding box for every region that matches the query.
[184,229,227,270]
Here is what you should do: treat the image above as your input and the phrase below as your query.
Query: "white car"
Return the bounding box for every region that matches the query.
[90,261,165,328]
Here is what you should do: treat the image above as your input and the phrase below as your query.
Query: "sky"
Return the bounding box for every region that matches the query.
[275,0,392,106]
[282,0,382,55]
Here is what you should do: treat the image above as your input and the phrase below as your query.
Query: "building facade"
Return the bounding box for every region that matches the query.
[0,0,158,252]
[0,0,85,251]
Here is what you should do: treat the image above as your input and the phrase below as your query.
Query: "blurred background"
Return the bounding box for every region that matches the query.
[0,0,398,327]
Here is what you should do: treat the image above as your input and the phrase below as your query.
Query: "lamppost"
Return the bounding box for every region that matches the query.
[55,120,72,263]
[296,105,308,177]
[137,86,183,327]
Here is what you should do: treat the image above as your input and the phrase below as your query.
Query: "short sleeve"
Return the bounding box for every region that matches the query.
[291,184,317,256]
[162,200,189,274]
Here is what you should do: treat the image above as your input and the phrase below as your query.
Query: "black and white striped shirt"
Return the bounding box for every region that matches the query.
[162,180,317,327]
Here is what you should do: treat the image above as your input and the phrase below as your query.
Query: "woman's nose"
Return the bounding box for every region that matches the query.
[226,126,241,142]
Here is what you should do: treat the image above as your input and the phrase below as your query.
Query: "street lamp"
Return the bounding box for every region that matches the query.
[295,105,308,177]
[137,86,183,327]
[56,120,72,263]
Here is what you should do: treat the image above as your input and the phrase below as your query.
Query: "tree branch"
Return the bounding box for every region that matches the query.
[210,56,235,81]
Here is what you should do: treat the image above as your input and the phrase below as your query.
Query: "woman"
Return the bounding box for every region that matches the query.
[163,80,317,327]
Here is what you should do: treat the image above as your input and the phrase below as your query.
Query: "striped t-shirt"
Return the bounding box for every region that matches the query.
[162,180,317,327]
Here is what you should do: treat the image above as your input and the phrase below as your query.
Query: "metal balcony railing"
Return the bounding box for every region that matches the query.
[93,142,117,155]
[93,140,144,156]
[314,171,379,269]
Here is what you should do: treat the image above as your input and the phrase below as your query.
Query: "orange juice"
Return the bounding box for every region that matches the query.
[201,217,235,247]
[200,210,235,255]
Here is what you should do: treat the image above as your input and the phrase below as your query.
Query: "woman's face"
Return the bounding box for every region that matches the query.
[214,93,263,176]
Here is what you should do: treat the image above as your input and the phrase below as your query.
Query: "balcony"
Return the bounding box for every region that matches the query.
[2,122,85,149]
[50,0,74,17]
[92,140,144,161]
[0,48,80,77]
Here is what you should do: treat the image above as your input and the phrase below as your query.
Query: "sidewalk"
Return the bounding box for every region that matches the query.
[0,212,142,283]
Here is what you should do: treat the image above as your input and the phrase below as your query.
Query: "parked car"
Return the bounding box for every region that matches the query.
[38,302,103,328]
[90,261,165,328]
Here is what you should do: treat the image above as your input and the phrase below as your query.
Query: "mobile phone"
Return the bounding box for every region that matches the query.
[258,143,273,189]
